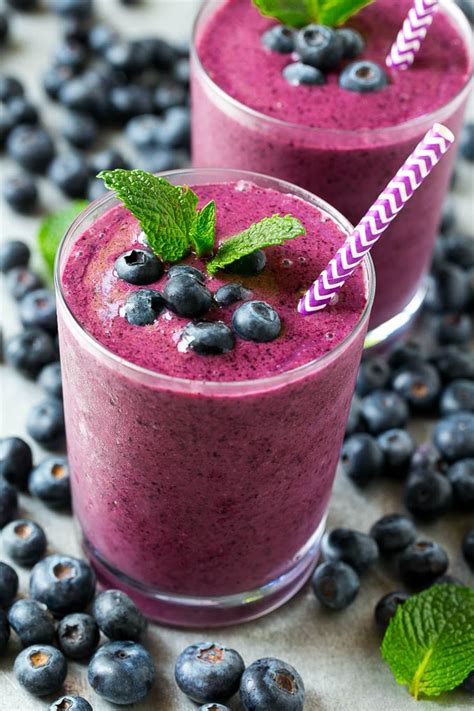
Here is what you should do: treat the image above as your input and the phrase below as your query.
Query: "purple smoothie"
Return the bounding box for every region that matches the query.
[192,0,472,336]
[58,174,372,625]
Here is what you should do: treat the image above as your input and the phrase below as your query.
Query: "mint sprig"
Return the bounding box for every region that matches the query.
[381,584,474,699]
[38,200,89,276]
[253,0,374,27]
[207,214,304,275]
[189,200,216,257]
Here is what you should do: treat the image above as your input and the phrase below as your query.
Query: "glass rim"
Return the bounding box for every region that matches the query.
[191,0,473,139]
[55,167,375,394]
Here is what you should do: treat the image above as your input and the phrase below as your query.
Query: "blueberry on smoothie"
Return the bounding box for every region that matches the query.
[164,273,213,318]
[88,641,156,705]
[340,433,384,486]
[0,610,9,654]
[0,435,33,489]
[446,459,474,509]
[339,60,388,92]
[433,411,474,461]
[398,540,449,590]
[19,288,57,333]
[336,28,365,59]
[49,696,93,711]
[30,554,96,615]
[168,264,206,283]
[283,62,325,86]
[214,283,250,307]
[26,398,65,450]
[57,612,100,659]
[261,25,295,53]
[377,429,415,478]
[374,591,410,630]
[123,289,165,326]
[2,519,47,566]
[175,642,245,704]
[115,249,164,285]
[311,561,360,610]
[403,471,453,521]
[181,321,235,355]
[14,645,67,696]
[232,301,281,342]
[321,528,379,573]
[225,249,266,276]
[0,561,19,607]
[0,239,30,273]
[92,589,147,641]
[8,599,55,646]
[295,24,343,70]
[369,514,416,554]
[240,657,304,711]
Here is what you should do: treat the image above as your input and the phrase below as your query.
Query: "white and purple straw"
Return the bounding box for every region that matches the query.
[298,123,454,316]
[386,0,439,70]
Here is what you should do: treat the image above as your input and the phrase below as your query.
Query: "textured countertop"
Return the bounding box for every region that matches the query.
[0,2,473,710]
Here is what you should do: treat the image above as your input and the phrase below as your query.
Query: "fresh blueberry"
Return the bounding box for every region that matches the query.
[59,71,108,117]
[115,249,164,286]
[0,436,32,489]
[0,239,30,273]
[439,199,456,234]
[459,671,474,694]
[88,24,119,54]
[0,478,18,529]
[164,273,213,318]
[215,283,250,307]
[283,62,325,86]
[441,379,474,415]
[447,459,474,509]
[54,39,88,71]
[374,591,410,630]
[93,589,146,641]
[87,176,109,201]
[6,96,38,125]
[426,261,469,312]
[391,362,441,411]
[125,114,161,150]
[26,398,65,449]
[388,337,428,369]
[433,411,474,461]
[409,443,448,477]
[399,540,449,590]
[136,148,188,173]
[175,642,245,704]
[360,390,409,434]
[431,346,474,382]
[322,528,379,573]
[0,75,24,103]
[462,529,474,568]
[403,471,452,521]
[14,645,67,696]
[0,13,8,45]
[19,288,57,333]
[444,234,474,269]
[432,573,465,586]
[295,24,343,69]
[30,554,96,615]
[346,395,364,436]
[6,267,43,300]
[340,433,383,486]
[61,16,92,44]
[0,609,9,654]
[104,40,149,75]
[197,705,231,711]
[88,641,155,704]
[311,560,360,610]
[38,362,63,400]
[356,356,391,396]
[6,0,38,8]
[340,60,388,92]
[49,696,93,711]
[2,519,47,566]
[42,64,76,101]
[8,599,55,646]
[261,25,295,53]
[459,122,474,162]
[225,249,266,276]
[61,111,98,149]
[180,321,235,355]
[57,612,99,659]
[174,57,190,86]
[155,106,190,148]
[3,173,38,213]
[140,36,177,70]
[0,561,18,607]
[0,109,15,147]
[337,27,365,59]
[123,289,165,326]
[168,264,206,283]
[154,81,188,113]
[233,301,281,342]
[370,514,416,554]
[240,657,304,711]
[436,313,472,345]
[5,328,56,378]
[29,456,70,508]
[109,84,153,121]
[7,124,55,173]
[377,429,415,479]
[431,238,446,271]
[51,0,93,19]
[48,152,89,198]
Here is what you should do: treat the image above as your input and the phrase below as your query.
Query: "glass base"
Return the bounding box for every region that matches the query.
[82,516,325,628]
[364,281,427,352]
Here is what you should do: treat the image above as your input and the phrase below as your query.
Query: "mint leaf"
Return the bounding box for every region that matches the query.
[207,214,304,275]
[381,584,474,699]
[178,185,200,235]
[189,201,216,257]
[253,0,373,27]
[38,200,89,276]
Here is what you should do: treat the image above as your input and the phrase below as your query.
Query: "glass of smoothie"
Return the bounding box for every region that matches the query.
[191,0,472,347]
[55,168,375,627]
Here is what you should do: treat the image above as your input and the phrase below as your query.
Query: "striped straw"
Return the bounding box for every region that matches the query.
[386,0,439,70]
[298,123,454,316]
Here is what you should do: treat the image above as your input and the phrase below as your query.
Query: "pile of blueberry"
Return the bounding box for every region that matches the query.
[1,0,190,211]
[115,247,282,351]
[262,23,388,92]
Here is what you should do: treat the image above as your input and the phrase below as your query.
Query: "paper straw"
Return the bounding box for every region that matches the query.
[298,123,454,316]
[386,0,439,70]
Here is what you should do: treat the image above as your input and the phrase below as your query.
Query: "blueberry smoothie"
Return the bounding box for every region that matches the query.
[192,0,472,340]
[57,169,373,626]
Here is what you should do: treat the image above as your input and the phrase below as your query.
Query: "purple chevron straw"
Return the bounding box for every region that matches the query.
[298,123,454,316]
[386,0,439,70]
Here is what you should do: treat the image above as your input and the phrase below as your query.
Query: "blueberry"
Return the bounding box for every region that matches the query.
[8,599,55,646]
[426,262,469,312]
[168,264,205,283]
[19,288,57,333]
[43,64,76,101]
[441,379,474,416]
[377,429,415,479]
[104,40,149,75]
[2,519,47,566]
[54,38,88,71]
[360,390,409,434]
[447,459,474,509]
[337,27,365,59]
[0,109,15,147]
[164,273,212,318]
[125,114,160,149]
[30,554,96,615]
[444,234,474,269]
[27,398,65,449]
[180,321,235,355]
[0,436,32,489]
[109,84,153,121]
[283,62,325,86]
[154,81,188,112]
[459,122,474,162]
[57,612,99,659]
[61,17,92,44]
[174,57,190,86]
[0,12,7,44]
[6,266,43,300]
[136,148,188,173]
[115,249,163,286]
[403,471,452,521]
[140,36,177,71]
[6,96,39,125]
[345,395,364,436]
[460,671,474,694]
[374,591,410,630]
[0,609,9,654]
[155,106,190,148]
[340,60,388,92]
[51,0,93,19]
[0,478,18,529]
[370,513,416,554]
[61,111,97,149]
[233,301,281,342]
[437,313,472,345]
[340,433,384,486]
[49,151,89,198]
[38,362,63,400]
[431,346,474,382]
[0,238,30,272]
[391,362,441,411]
[226,249,266,276]
[431,238,446,271]
[409,443,448,477]
[50,696,93,711]
[14,645,67,696]
[6,0,38,8]
[7,124,55,173]
[295,24,343,69]
[388,337,428,369]
[5,328,56,378]
[59,72,108,117]
[0,561,18,607]
[261,25,295,53]
[356,356,391,396]
[240,657,304,711]
[433,411,474,461]
[3,172,38,213]
[123,289,165,326]
[322,528,378,573]
[399,540,449,590]
[439,199,456,234]
[175,642,245,704]
[29,456,70,508]
[311,560,360,610]
[197,705,231,711]
[215,282,250,307]
[87,176,109,201]
[462,529,474,568]
[0,75,24,103]
[93,589,146,640]
[88,641,155,705]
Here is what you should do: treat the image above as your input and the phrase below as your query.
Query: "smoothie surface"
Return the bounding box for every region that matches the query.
[195,0,471,131]
[61,181,368,382]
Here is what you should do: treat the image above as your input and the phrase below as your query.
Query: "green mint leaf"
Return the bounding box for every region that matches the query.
[207,214,304,275]
[253,0,373,27]
[189,201,216,257]
[38,200,89,276]
[317,0,375,26]
[178,185,200,235]
[381,584,474,699]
